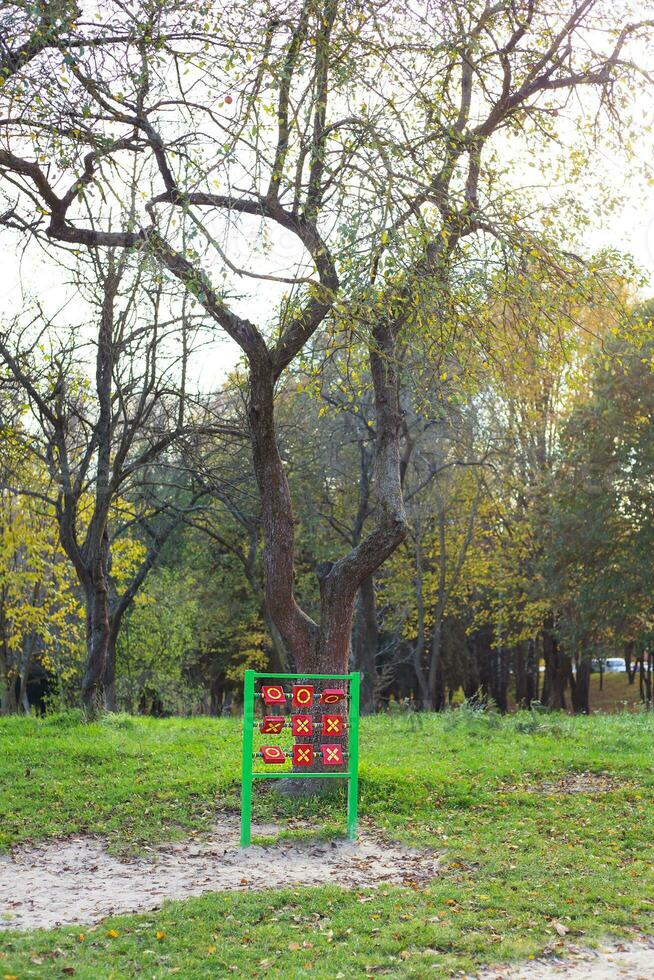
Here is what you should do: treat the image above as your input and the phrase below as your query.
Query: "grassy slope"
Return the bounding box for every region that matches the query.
[0,710,653,977]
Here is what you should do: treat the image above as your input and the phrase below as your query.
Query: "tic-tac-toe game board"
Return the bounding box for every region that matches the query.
[240,671,360,846]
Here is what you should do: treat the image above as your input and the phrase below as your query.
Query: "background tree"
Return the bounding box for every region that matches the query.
[0,450,83,714]
[541,306,654,711]
[0,249,233,710]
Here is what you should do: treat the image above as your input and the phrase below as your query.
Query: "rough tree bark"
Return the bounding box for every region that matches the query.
[248,315,408,677]
[541,618,570,710]
[80,528,111,711]
[624,640,637,685]
[353,575,379,714]
[570,654,591,714]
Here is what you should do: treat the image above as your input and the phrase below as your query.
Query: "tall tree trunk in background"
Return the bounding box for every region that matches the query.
[527,638,538,705]
[514,642,528,707]
[541,617,569,710]
[491,645,509,713]
[463,632,481,700]
[570,654,591,714]
[17,633,37,713]
[639,653,652,707]
[103,632,117,712]
[514,640,537,708]
[0,642,18,714]
[470,626,494,703]
[353,574,379,714]
[426,505,447,710]
[411,527,431,708]
[81,530,111,712]
[427,620,446,711]
[624,640,637,685]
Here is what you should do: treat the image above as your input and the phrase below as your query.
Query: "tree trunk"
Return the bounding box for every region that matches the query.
[103,631,117,712]
[639,654,652,707]
[623,640,638,684]
[248,328,407,676]
[571,655,591,714]
[541,618,568,710]
[426,505,447,711]
[463,633,481,700]
[221,688,234,717]
[514,642,528,707]
[0,643,18,715]
[470,626,494,703]
[248,357,318,669]
[427,620,446,711]
[17,634,36,714]
[526,638,538,706]
[412,529,430,708]
[261,604,292,673]
[513,640,537,707]
[352,574,378,714]
[491,645,509,713]
[81,533,111,713]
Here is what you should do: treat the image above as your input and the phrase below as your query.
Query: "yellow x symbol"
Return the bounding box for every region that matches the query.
[297,719,309,732]
[326,719,339,732]
[297,748,311,763]
[326,748,339,762]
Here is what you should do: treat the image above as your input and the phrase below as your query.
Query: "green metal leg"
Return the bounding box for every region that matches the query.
[347,672,360,840]
[240,669,255,847]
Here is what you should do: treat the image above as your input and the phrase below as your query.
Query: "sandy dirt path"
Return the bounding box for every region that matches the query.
[475,938,654,979]
[0,817,440,930]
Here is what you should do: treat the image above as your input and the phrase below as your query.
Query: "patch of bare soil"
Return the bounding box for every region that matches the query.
[475,937,654,979]
[502,772,622,795]
[0,817,440,930]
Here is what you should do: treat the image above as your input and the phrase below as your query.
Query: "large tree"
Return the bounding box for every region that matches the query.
[0,0,651,680]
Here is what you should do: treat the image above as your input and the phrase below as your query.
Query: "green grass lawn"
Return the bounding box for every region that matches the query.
[1,708,653,977]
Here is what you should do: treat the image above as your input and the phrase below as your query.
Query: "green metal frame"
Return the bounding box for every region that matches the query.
[240,670,360,847]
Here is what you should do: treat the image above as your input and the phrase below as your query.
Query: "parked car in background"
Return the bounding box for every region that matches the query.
[604,658,626,673]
